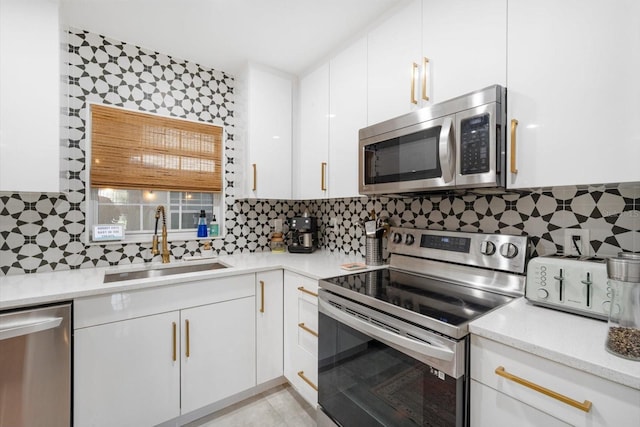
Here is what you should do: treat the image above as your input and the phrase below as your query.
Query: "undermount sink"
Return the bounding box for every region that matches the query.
[103,262,228,283]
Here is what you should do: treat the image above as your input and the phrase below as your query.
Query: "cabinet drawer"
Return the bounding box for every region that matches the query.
[470,380,569,427]
[471,335,640,426]
[75,274,255,328]
[297,296,318,355]
[289,344,318,407]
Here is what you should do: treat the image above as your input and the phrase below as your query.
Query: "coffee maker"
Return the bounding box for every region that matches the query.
[288,216,318,253]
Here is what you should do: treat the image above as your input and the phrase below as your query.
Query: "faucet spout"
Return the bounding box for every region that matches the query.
[153,205,170,263]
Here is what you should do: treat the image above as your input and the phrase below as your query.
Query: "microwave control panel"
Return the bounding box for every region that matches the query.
[460,113,490,175]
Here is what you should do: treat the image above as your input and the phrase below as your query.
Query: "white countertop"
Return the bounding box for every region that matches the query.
[470,297,640,390]
[0,250,374,310]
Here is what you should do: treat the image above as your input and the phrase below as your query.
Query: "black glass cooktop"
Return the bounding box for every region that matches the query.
[321,268,513,328]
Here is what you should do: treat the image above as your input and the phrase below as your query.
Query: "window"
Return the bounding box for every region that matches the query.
[92,188,221,232]
[87,104,224,244]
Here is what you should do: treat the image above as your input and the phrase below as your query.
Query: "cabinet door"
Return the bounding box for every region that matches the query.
[246,66,293,199]
[422,0,506,103]
[367,0,423,125]
[296,63,329,199]
[74,311,180,427]
[256,270,284,384]
[0,0,60,192]
[329,37,368,199]
[180,296,256,414]
[507,0,640,188]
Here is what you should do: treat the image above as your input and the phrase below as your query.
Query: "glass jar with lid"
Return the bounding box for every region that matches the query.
[270,232,286,253]
[605,252,640,360]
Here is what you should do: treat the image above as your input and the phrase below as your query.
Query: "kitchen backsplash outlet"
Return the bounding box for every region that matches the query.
[0,28,638,276]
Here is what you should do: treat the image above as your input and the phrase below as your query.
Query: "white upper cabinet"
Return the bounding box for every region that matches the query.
[507,0,640,188]
[239,65,293,199]
[296,63,330,200]
[367,0,423,125]
[366,0,506,126]
[0,0,61,193]
[422,0,506,102]
[328,37,368,199]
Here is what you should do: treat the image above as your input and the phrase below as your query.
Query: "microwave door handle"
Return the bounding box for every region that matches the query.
[439,117,455,184]
[319,298,454,362]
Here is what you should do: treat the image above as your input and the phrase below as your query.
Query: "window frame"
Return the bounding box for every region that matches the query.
[84,102,226,246]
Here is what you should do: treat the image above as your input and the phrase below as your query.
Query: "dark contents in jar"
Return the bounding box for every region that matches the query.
[606,327,640,359]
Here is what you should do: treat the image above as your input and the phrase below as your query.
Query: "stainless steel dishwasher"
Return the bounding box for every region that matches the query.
[0,303,71,427]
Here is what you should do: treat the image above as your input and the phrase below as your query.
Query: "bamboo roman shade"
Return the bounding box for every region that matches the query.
[90,104,223,192]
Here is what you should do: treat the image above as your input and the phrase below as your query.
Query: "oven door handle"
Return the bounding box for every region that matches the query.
[319,298,454,362]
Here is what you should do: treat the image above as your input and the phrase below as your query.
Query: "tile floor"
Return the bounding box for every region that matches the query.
[187,384,317,427]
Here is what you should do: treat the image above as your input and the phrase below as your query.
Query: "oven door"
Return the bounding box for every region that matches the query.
[359,115,455,195]
[318,290,467,427]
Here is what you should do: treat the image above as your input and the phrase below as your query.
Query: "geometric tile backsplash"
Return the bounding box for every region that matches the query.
[0,29,638,276]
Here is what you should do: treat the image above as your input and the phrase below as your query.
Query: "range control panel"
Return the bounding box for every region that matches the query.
[388,227,529,274]
[525,256,609,320]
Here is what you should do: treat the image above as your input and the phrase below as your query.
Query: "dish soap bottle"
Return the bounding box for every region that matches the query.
[209,215,219,237]
[197,210,208,237]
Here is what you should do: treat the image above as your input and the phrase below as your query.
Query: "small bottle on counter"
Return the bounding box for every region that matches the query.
[209,215,219,237]
[197,210,208,238]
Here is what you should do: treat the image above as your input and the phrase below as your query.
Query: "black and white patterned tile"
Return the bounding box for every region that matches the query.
[0,28,638,276]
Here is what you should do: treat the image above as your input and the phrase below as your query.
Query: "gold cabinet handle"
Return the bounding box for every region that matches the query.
[185,319,190,358]
[321,162,327,191]
[172,322,177,362]
[297,286,318,298]
[421,57,429,101]
[410,62,418,104]
[510,119,519,174]
[297,371,318,391]
[495,366,592,413]
[252,163,257,191]
[260,280,265,313]
[298,322,318,337]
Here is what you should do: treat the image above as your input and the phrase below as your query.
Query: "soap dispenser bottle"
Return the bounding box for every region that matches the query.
[209,215,219,237]
[197,210,208,237]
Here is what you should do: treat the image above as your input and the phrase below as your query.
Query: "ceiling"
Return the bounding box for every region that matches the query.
[60,0,408,77]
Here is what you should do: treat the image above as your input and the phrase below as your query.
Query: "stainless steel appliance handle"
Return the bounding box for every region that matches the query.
[439,117,455,184]
[319,298,454,361]
[0,317,63,341]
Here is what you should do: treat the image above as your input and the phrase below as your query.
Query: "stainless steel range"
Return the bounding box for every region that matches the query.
[317,227,529,427]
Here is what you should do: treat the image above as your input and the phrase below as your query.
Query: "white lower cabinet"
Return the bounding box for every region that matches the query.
[74,311,181,426]
[180,297,256,414]
[470,335,640,427]
[74,274,256,427]
[256,270,284,384]
[283,271,319,406]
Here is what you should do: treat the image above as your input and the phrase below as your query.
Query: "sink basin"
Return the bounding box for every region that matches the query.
[103,262,228,283]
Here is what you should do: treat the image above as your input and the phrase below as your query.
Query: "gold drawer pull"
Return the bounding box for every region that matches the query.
[252,163,257,191]
[172,322,177,362]
[510,119,519,174]
[297,371,318,391]
[260,280,265,313]
[298,322,318,337]
[297,286,318,298]
[495,366,592,413]
[410,62,418,104]
[421,57,429,101]
[185,319,190,358]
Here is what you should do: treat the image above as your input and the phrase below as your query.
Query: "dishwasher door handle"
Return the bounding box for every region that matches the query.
[0,317,63,341]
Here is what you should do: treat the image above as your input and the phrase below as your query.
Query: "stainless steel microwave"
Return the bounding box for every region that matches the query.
[359,85,507,195]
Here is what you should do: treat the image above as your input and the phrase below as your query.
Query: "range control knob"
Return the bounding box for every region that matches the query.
[537,288,549,299]
[500,242,519,259]
[405,234,415,245]
[392,233,403,244]
[480,241,496,255]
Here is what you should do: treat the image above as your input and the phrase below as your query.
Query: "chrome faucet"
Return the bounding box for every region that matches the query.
[152,205,170,263]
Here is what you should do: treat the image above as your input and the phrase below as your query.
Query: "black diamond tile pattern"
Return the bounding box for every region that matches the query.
[0,29,638,276]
